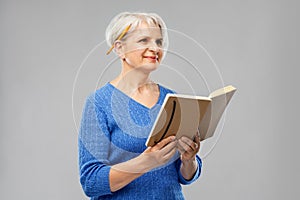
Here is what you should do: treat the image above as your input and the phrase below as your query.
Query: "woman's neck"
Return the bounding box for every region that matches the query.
[111,68,155,96]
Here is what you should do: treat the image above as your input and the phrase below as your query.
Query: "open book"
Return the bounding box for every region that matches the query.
[145,85,237,147]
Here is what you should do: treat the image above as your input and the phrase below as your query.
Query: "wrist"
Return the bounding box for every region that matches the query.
[181,156,196,166]
[180,157,198,181]
[137,153,156,172]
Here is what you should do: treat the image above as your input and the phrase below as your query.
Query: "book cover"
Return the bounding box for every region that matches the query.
[145,85,237,147]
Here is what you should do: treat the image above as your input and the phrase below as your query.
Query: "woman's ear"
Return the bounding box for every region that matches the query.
[114,40,125,59]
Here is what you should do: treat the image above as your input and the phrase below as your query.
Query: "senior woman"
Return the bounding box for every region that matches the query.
[79,12,202,200]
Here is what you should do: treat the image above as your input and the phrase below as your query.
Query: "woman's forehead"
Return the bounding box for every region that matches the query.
[129,23,162,38]
[137,21,159,29]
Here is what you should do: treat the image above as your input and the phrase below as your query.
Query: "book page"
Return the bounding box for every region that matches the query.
[199,85,236,140]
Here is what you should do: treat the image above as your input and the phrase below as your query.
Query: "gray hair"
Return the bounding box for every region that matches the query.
[105,12,169,54]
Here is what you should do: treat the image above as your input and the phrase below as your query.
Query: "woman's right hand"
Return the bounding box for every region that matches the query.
[110,136,177,174]
[140,136,178,171]
[109,136,177,192]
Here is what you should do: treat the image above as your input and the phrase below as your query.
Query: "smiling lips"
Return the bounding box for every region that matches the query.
[144,56,158,62]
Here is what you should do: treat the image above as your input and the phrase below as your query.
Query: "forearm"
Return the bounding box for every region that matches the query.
[109,154,152,192]
[79,152,151,196]
[180,157,198,180]
[109,168,143,192]
[109,138,177,192]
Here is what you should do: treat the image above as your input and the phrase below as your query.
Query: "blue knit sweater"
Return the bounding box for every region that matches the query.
[78,83,202,200]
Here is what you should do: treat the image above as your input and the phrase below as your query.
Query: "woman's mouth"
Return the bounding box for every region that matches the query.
[144,56,158,62]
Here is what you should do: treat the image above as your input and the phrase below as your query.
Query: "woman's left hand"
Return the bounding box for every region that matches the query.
[177,132,200,162]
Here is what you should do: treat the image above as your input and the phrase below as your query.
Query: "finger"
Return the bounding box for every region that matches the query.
[194,131,200,141]
[177,142,186,154]
[181,136,194,146]
[178,139,194,152]
[194,134,200,150]
[159,140,177,155]
[196,131,201,139]
[152,136,176,151]
[180,137,197,151]
[162,147,177,162]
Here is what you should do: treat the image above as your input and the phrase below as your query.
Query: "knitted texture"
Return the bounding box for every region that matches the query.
[79,83,202,200]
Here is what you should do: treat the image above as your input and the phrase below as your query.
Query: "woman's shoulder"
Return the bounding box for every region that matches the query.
[158,83,176,95]
[95,82,114,96]
[85,83,113,105]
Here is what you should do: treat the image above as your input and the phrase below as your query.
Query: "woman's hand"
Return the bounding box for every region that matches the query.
[177,133,200,162]
[177,133,200,180]
[109,136,177,192]
[140,136,177,171]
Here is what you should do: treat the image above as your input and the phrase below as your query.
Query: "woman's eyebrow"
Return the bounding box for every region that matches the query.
[136,35,163,40]
[135,34,150,38]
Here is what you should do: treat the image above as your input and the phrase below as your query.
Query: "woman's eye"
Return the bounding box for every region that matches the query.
[156,39,163,46]
[138,38,148,43]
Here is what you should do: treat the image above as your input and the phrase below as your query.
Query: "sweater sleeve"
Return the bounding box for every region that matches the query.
[78,94,113,197]
[176,155,202,185]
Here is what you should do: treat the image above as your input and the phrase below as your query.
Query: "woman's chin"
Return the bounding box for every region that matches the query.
[138,63,159,73]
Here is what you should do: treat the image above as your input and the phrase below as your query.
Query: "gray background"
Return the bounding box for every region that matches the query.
[1,0,299,199]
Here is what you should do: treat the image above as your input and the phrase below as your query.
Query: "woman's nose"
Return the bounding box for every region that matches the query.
[148,41,160,52]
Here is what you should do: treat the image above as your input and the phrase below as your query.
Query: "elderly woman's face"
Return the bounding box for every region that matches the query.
[121,22,163,72]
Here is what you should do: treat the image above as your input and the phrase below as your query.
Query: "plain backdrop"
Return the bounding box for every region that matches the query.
[1,0,299,199]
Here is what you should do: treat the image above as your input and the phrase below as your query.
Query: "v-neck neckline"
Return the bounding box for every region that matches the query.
[107,82,162,110]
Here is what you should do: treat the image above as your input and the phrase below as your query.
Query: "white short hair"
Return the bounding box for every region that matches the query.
[105,12,169,54]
